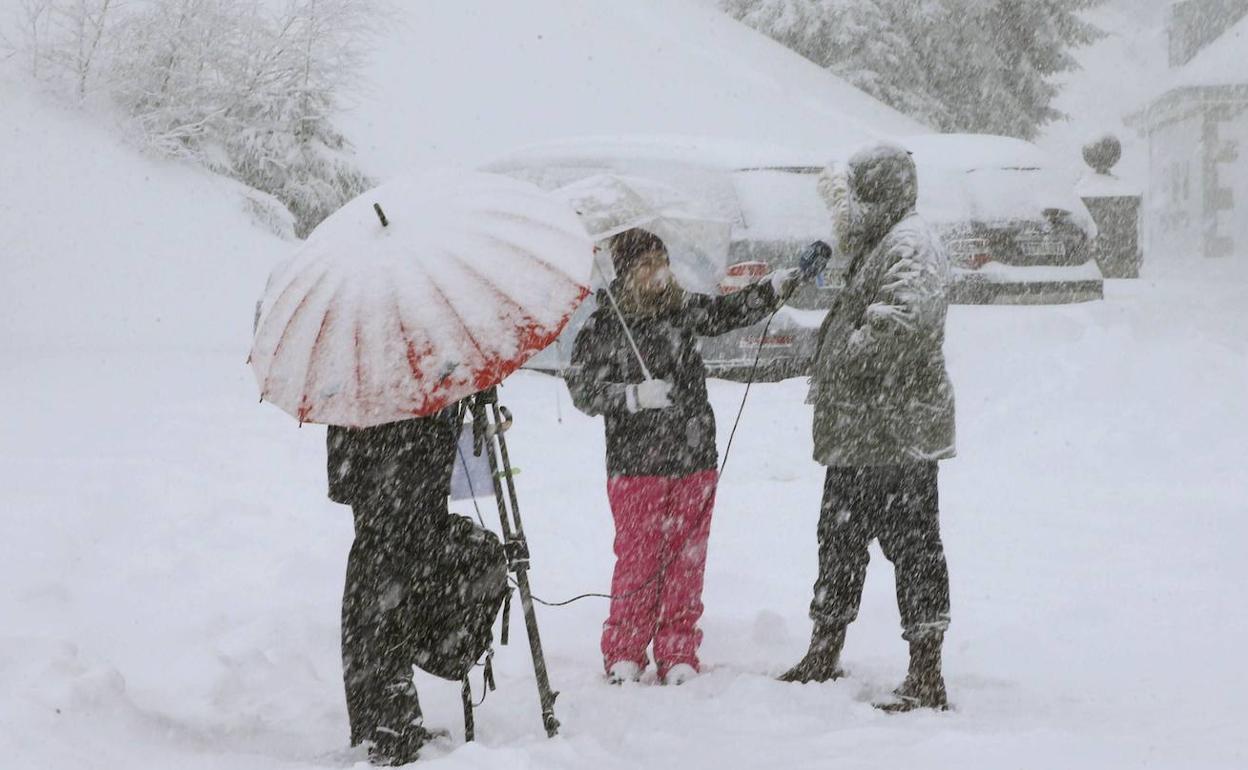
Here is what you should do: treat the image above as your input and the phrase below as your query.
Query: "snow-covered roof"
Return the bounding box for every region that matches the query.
[1168,13,1248,88]
[338,0,928,177]
[1129,13,1248,127]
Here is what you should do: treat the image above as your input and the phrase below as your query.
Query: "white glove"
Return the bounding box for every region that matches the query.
[626,379,673,412]
[768,267,799,298]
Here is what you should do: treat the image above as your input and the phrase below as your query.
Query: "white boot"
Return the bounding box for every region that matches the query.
[663,664,697,686]
[606,661,642,685]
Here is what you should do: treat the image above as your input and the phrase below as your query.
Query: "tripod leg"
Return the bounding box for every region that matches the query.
[511,565,560,736]
[469,391,560,738]
[461,676,474,743]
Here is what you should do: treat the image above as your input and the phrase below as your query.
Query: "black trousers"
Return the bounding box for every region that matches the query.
[341,500,441,745]
[809,463,951,641]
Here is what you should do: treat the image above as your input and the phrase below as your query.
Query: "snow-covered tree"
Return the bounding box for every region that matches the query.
[11,0,121,98]
[6,0,376,237]
[980,0,1104,137]
[722,0,1105,140]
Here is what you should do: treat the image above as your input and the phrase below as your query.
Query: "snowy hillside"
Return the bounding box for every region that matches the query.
[0,74,287,354]
[337,0,927,178]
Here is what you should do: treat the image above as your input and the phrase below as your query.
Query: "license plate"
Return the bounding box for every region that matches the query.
[1019,238,1064,258]
[740,335,794,349]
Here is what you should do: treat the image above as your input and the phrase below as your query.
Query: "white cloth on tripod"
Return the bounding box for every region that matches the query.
[451,422,496,501]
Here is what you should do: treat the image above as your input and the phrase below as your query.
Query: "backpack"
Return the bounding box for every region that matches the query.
[404,513,509,682]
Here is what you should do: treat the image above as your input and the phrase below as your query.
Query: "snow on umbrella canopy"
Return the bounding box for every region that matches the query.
[250,170,593,427]
[555,174,732,294]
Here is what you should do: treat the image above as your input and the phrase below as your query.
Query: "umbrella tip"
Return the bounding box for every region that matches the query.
[373,203,389,228]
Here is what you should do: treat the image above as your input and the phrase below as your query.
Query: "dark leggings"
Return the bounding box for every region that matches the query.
[341,500,441,744]
[809,463,951,640]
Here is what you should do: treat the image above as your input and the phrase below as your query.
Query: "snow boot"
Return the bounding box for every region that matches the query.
[662,664,697,686]
[606,661,642,685]
[365,678,448,765]
[778,623,846,683]
[875,634,948,713]
[368,722,447,767]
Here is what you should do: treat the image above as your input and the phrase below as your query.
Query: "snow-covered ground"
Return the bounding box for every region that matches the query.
[4,258,1247,770]
[3,78,1247,765]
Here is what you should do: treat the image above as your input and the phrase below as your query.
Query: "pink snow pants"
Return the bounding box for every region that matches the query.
[601,469,718,678]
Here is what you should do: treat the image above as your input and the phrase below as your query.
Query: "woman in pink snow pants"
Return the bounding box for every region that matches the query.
[565,228,808,685]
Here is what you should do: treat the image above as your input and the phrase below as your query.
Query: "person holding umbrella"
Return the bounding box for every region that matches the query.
[327,410,460,764]
[566,227,829,686]
[250,171,594,763]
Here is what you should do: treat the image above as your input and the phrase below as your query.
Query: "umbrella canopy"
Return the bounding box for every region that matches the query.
[250,170,593,427]
[554,174,732,294]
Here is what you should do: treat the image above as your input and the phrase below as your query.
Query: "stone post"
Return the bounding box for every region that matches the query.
[1078,134,1144,279]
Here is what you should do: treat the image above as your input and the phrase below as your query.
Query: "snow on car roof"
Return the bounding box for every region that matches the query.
[901,134,1049,171]
[487,132,1096,238]
[903,135,1096,234]
[485,134,830,173]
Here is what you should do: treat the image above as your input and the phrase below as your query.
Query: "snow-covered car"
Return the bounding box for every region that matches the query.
[484,134,1103,380]
[906,134,1103,305]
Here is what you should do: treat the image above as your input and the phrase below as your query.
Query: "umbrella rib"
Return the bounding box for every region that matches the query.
[473,209,587,260]
[393,292,433,414]
[475,210,584,242]
[295,281,348,423]
[475,231,589,296]
[453,259,531,318]
[353,314,365,418]
[262,270,335,400]
[413,260,490,367]
[258,252,334,338]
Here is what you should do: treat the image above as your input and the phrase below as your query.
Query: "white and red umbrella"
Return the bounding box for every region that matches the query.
[250,170,593,427]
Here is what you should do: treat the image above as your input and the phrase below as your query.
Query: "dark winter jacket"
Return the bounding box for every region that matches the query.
[326,407,461,520]
[809,155,956,467]
[566,279,781,478]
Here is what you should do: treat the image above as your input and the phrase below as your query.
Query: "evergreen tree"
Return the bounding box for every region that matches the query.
[722,0,1105,140]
